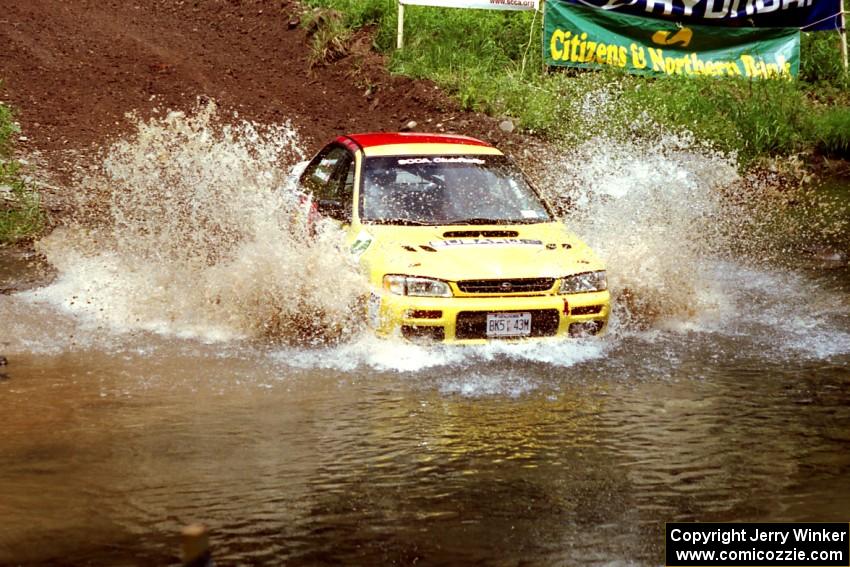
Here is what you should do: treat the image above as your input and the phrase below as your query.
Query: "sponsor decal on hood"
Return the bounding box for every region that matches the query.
[350,230,373,257]
[429,238,544,248]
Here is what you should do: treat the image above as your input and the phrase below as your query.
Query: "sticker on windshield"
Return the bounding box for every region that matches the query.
[397,156,486,165]
[520,210,539,219]
[430,238,543,248]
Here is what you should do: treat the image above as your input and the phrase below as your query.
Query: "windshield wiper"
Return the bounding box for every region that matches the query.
[441,217,544,225]
[441,218,506,225]
[366,218,432,226]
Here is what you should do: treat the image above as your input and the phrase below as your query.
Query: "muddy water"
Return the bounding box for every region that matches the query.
[1,110,849,565]
[1,276,848,565]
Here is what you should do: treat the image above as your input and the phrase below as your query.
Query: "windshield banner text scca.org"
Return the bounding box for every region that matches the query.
[564,0,841,31]
[544,1,800,79]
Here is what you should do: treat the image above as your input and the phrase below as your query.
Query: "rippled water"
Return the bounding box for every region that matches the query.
[1,109,848,565]
[1,301,848,565]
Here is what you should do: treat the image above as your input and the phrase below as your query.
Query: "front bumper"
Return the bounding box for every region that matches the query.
[371,291,610,344]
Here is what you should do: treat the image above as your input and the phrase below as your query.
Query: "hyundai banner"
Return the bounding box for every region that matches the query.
[545,1,800,79]
[564,0,841,31]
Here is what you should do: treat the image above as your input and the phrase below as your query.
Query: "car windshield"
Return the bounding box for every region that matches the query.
[359,155,552,225]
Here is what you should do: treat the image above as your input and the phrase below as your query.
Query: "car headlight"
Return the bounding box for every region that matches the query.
[383,275,453,297]
[560,271,607,294]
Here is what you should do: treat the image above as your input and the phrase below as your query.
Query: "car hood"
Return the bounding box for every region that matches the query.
[359,222,605,283]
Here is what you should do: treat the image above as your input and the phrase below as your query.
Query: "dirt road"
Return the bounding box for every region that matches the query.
[1,0,513,167]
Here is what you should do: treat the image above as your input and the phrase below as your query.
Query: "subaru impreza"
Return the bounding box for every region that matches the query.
[298,132,609,343]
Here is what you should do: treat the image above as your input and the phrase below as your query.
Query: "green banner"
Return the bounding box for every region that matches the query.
[544,1,800,80]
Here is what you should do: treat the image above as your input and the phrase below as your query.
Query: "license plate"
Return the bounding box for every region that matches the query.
[486,312,532,337]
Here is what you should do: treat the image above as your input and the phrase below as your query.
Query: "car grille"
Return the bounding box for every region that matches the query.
[455,310,560,340]
[456,278,556,294]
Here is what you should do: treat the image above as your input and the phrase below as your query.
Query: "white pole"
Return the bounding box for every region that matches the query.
[397,1,405,50]
[840,0,848,71]
[541,0,546,75]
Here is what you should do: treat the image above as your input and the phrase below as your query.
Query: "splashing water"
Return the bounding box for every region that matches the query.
[526,131,848,360]
[531,133,739,329]
[25,104,367,343]
[275,334,609,373]
[6,102,847,370]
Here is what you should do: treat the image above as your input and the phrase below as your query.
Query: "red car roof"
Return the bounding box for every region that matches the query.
[338,132,492,150]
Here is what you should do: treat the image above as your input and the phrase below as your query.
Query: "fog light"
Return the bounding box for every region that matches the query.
[401,325,445,342]
[569,320,604,337]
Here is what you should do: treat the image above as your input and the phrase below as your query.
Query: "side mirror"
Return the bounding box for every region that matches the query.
[316,199,350,222]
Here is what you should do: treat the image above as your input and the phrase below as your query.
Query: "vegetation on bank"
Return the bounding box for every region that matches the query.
[0,99,43,243]
[304,0,850,165]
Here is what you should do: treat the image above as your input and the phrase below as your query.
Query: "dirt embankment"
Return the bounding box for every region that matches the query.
[1,0,522,183]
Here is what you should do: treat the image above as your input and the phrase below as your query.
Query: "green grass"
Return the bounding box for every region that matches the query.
[0,103,17,152]
[304,0,850,165]
[0,99,44,244]
[808,106,850,157]
[303,9,354,66]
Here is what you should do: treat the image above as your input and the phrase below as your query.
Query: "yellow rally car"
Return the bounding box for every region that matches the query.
[298,132,609,344]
